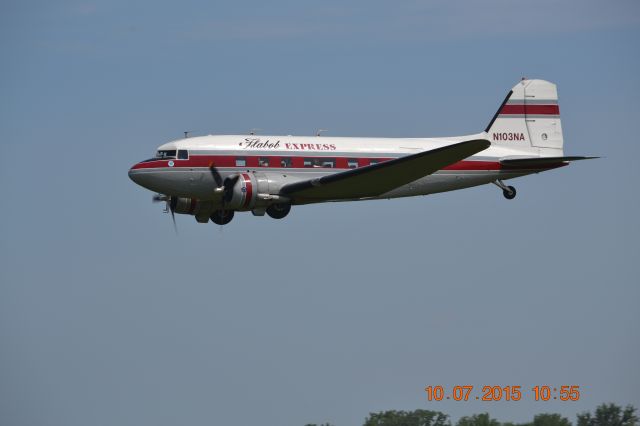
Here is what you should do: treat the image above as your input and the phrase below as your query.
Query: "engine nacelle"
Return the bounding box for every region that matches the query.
[172,197,215,217]
[223,172,290,210]
[223,173,256,210]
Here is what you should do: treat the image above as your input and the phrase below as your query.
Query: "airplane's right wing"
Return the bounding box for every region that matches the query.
[280,139,491,203]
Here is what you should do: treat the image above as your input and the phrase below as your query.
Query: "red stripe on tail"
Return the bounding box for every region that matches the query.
[500,104,560,115]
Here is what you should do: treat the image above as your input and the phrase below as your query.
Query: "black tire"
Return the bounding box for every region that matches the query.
[266,203,291,219]
[210,209,234,225]
[503,186,517,200]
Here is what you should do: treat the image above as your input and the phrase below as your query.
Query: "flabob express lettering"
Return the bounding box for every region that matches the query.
[242,138,336,151]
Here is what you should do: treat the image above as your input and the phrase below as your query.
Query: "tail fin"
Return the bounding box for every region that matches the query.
[485,79,564,156]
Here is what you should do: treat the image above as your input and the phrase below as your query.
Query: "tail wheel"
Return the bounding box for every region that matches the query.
[266,203,291,219]
[503,186,517,200]
[210,209,234,225]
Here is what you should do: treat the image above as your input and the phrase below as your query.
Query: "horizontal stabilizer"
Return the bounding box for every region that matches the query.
[500,156,599,168]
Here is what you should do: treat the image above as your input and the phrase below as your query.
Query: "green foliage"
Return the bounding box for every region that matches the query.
[533,413,572,426]
[363,409,450,426]
[357,404,637,426]
[577,404,638,426]
[456,413,500,426]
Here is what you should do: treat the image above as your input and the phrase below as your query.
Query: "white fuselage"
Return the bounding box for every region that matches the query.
[128,133,548,204]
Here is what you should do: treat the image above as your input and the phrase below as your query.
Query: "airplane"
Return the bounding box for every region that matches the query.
[128,79,595,226]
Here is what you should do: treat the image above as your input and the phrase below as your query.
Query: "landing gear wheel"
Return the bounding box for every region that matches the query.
[210,209,234,225]
[502,186,517,200]
[266,203,291,219]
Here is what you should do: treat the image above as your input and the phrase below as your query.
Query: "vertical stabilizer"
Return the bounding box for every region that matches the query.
[486,79,563,156]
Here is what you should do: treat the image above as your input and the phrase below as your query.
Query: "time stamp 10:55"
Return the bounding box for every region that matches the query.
[425,386,581,402]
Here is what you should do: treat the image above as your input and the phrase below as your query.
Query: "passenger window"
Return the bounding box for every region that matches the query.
[258,157,269,167]
[347,159,358,169]
[280,157,292,168]
[235,157,246,167]
[178,150,188,160]
[320,158,335,168]
[304,158,330,168]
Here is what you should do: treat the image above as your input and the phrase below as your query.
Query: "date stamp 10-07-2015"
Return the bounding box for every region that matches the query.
[425,385,581,402]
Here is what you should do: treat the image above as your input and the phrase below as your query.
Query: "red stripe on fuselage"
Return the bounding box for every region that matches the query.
[131,156,501,171]
[130,155,561,172]
[442,161,499,170]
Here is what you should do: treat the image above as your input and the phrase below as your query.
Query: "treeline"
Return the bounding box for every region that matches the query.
[305,403,637,426]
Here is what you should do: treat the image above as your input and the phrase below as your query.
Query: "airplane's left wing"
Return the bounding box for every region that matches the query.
[280,139,490,203]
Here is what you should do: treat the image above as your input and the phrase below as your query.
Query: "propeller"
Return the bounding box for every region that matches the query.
[208,163,224,187]
[223,175,240,203]
[152,194,178,234]
[207,163,242,230]
[209,162,239,211]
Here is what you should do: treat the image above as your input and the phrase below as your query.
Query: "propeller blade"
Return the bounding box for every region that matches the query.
[152,194,177,234]
[223,175,240,203]
[170,210,177,234]
[169,196,178,234]
[209,163,223,187]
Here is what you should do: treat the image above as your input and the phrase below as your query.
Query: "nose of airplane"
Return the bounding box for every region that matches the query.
[128,161,172,194]
[128,164,143,185]
[128,162,155,190]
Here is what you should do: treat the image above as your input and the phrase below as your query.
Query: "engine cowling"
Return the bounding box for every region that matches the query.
[171,197,216,220]
[222,172,292,210]
[223,173,256,210]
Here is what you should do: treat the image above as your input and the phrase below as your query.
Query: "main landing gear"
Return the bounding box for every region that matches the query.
[209,204,292,225]
[266,203,291,219]
[493,180,517,200]
[210,209,234,225]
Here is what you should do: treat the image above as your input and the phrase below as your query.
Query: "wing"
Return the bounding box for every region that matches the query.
[280,139,491,202]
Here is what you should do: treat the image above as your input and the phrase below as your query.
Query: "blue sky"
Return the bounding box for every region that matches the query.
[1,1,639,426]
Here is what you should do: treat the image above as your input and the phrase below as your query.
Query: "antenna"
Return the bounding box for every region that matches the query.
[249,128,262,135]
[316,129,327,137]
[183,131,192,138]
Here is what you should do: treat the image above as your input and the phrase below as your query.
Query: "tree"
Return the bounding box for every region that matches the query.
[533,413,572,426]
[363,409,450,426]
[577,404,638,426]
[456,413,500,426]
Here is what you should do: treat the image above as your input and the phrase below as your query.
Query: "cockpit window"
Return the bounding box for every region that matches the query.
[178,150,188,160]
[156,150,177,159]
